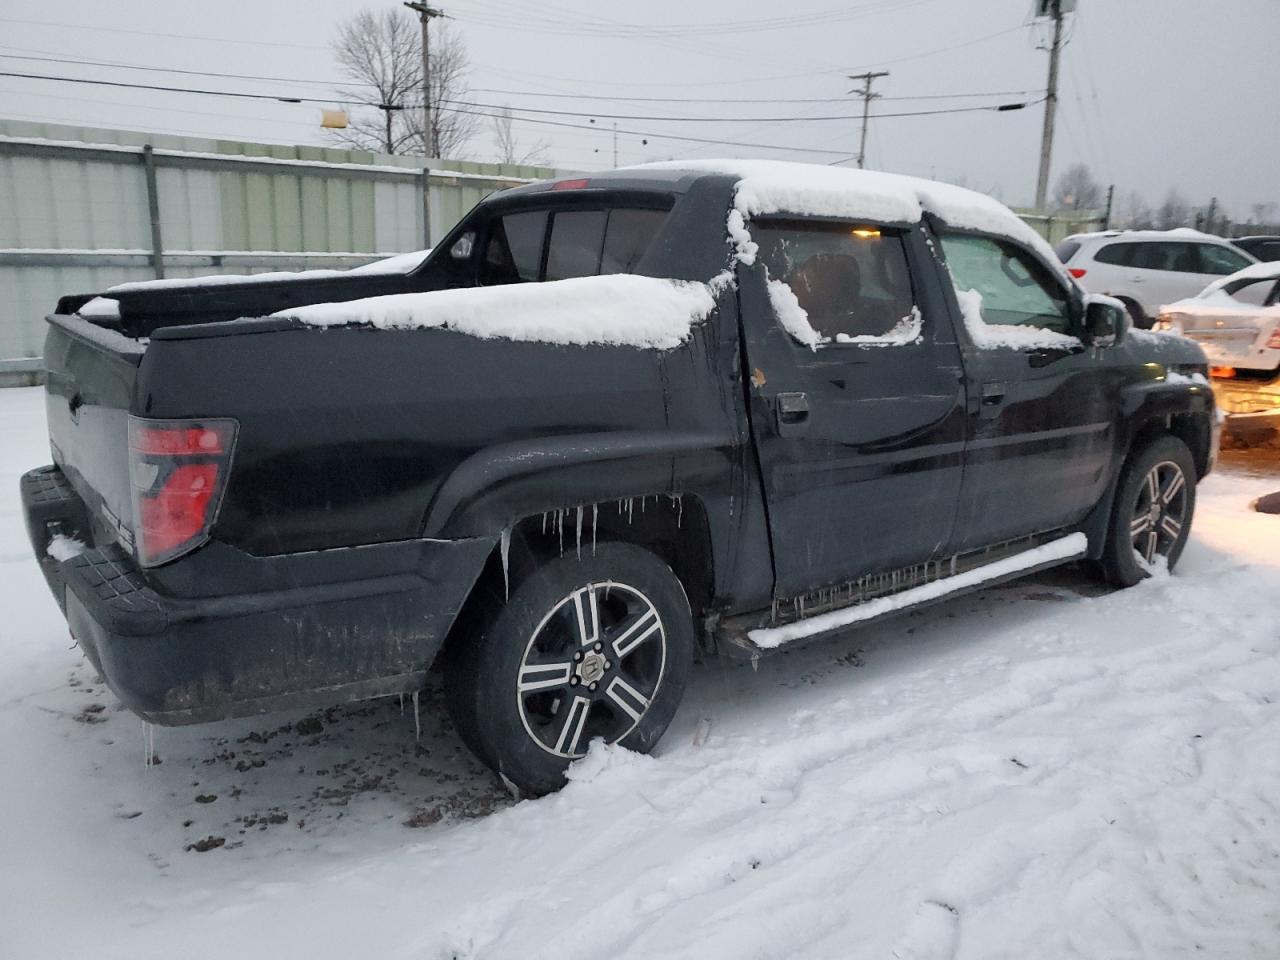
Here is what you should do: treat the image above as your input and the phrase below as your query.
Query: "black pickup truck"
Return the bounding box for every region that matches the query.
[21,161,1217,794]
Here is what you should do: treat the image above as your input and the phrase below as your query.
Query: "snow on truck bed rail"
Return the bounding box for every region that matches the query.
[104,249,433,294]
[273,274,717,350]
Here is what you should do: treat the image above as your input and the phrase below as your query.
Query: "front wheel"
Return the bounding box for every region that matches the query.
[444,542,694,795]
[1099,435,1197,587]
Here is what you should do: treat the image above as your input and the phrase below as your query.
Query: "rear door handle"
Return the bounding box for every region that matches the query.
[981,381,1006,405]
[775,391,809,435]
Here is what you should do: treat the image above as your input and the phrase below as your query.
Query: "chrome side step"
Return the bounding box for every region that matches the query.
[716,533,1088,657]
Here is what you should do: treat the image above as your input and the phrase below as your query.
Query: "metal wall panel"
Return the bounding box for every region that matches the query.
[1,118,570,368]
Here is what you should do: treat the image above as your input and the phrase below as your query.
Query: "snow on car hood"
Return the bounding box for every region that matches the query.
[272,274,718,350]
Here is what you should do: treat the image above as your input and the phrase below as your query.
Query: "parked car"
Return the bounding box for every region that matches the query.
[1055,229,1256,328]
[22,161,1217,794]
[1158,260,1280,441]
[1231,236,1280,263]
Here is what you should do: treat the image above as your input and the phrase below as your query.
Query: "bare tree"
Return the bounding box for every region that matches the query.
[1052,163,1103,211]
[1249,201,1277,226]
[491,107,550,167]
[1116,190,1155,230]
[1156,189,1192,230]
[329,9,476,158]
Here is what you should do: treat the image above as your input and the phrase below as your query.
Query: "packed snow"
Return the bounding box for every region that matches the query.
[633,159,1069,281]
[275,274,718,350]
[954,287,1082,350]
[105,249,433,294]
[2,385,1279,959]
[765,278,922,350]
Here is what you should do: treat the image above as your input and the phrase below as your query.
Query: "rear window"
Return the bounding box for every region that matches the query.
[1094,242,1136,266]
[1054,240,1081,263]
[480,205,668,285]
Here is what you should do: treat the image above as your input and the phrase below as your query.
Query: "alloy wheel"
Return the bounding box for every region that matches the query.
[1129,460,1188,566]
[516,581,667,758]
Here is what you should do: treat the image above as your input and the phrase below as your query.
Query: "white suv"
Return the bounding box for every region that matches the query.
[1055,228,1256,328]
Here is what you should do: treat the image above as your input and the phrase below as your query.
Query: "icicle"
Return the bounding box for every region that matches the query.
[591,503,598,555]
[399,692,404,715]
[557,509,564,555]
[412,689,421,742]
[142,720,154,770]
[640,495,646,513]
[677,495,684,528]
[541,511,548,535]
[500,527,512,600]
[575,506,584,560]
[627,498,634,523]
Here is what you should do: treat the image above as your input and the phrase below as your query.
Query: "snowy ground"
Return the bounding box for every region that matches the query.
[2,384,1278,959]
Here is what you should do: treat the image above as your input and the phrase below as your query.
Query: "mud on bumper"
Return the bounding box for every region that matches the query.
[21,465,494,725]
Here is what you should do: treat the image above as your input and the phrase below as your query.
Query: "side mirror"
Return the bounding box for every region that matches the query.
[1083,297,1129,347]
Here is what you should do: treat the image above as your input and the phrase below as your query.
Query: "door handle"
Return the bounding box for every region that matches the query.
[775,391,809,435]
[981,381,1006,405]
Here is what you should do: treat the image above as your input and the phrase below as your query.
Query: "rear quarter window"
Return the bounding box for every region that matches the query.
[1054,240,1081,263]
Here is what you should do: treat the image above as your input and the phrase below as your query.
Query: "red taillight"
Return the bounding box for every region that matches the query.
[1266,327,1280,350]
[128,417,236,566]
[1068,268,1087,279]
[551,178,590,191]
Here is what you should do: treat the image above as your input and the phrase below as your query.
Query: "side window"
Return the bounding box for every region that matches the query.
[1132,242,1197,272]
[480,210,547,285]
[1094,242,1134,266]
[1196,243,1252,276]
[600,208,667,274]
[752,220,918,342]
[545,210,608,281]
[939,232,1072,334]
[1223,278,1275,307]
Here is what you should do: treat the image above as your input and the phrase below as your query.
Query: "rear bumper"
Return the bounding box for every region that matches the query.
[1210,378,1280,439]
[21,465,494,725]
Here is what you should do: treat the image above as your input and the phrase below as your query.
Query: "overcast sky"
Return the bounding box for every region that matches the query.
[1,0,1276,216]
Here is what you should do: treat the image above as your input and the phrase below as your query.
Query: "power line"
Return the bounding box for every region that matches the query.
[0,52,1042,107]
[0,70,1045,124]
[436,97,1041,124]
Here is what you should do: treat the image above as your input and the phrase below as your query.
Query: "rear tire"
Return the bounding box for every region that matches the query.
[1099,435,1197,587]
[444,542,694,796]
[1118,297,1149,329]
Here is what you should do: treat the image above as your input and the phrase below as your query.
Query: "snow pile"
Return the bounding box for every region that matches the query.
[105,250,433,294]
[766,279,822,348]
[766,279,923,350]
[954,287,1082,350]
[46,534,86,562]
[76,297,120,321]
[835,306,923,346]
[631,159,1066,279]
[274,274,717,350]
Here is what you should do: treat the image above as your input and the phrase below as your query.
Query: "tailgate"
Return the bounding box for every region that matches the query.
[42,313,146,552]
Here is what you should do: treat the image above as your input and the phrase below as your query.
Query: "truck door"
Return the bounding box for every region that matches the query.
[739,218,967,601]
[933,230,1117,551]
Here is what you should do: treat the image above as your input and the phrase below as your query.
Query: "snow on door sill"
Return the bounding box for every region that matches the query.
[748,533,1089,649]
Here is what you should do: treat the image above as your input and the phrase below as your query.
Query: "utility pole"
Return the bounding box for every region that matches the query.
[1103,183,1114,229]
[404,2,446,158]
[1034,0,1066,209]
[848,70,889,169]
[376,103,404,154]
